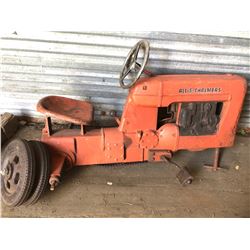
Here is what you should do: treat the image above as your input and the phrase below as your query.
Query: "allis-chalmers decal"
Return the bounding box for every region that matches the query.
[179,87,222,94]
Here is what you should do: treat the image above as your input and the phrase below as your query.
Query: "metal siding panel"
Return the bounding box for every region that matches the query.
[1,31,250,127]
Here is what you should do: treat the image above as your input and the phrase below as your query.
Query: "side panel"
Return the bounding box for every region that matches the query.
[76,128,125,165]
[119,101,157,133]
[42,128,144,166]
[130,75,247,151]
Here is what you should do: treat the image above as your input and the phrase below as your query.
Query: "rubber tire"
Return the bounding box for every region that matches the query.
[24,141,51,205]
[1,138,36,207]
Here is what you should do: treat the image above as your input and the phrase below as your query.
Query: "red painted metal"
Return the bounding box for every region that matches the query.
[37,95,93,125]
[37,74,247,186]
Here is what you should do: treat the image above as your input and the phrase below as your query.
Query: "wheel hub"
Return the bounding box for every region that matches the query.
[2,156,22,195]
[5,163,13,179]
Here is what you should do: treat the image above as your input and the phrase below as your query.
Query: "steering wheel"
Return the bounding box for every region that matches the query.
[119,40,150,89]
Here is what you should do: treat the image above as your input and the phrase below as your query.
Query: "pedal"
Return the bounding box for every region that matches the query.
[161,155,194,185]
[176,167,193,185]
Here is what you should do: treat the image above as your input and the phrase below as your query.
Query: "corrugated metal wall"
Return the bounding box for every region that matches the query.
[1,31,249,127]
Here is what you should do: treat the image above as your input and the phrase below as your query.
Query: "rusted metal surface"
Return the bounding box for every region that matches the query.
[48,152,66,191]
[149,150,172,162]
[0,31,249,128]
[0,139,36,207]
[37,95,93,125]
[204,148,224,171]
[43,116,52,136]
[1,113,19,145]
[38,72,246,190]
[1,39,248,200]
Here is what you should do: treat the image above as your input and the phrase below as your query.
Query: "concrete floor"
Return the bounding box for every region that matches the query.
[1,124,250,217]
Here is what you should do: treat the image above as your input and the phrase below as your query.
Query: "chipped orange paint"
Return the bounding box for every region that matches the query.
[37,74,247,179]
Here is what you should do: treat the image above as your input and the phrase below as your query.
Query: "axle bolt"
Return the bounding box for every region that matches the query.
[49,176,60,191]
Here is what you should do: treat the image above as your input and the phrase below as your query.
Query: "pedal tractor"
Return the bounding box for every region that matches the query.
[1,40,247,207]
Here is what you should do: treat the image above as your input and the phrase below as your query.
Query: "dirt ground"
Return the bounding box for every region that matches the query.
[1,124,249,218]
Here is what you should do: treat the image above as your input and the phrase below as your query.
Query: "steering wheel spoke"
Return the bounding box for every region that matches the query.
[135,62,142,71]
[121,64,134,80]
[121,67,131,80]
[119,40,150,89]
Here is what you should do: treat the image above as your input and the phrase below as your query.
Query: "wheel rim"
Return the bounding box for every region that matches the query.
[1,139,35,207]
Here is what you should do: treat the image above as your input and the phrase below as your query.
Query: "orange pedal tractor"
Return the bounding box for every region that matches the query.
[1,40,247,207]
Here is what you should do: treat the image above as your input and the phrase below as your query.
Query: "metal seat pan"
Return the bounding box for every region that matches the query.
[37,96,93,125]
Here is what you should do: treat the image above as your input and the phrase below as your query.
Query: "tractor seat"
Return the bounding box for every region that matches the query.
[37,96,93,125]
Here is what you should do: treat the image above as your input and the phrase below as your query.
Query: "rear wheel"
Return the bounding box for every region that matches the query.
[24,141,51,205]
[1,139,36,207]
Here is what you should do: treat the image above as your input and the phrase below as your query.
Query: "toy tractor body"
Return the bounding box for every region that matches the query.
[1,40,247,207]
[38,74,246,182]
